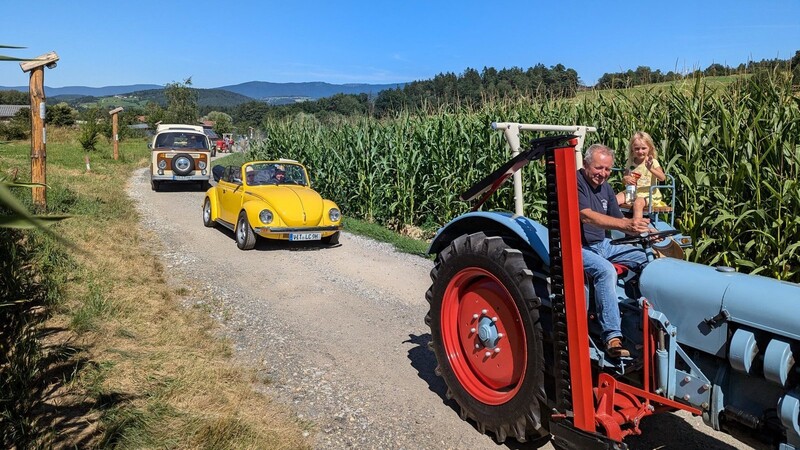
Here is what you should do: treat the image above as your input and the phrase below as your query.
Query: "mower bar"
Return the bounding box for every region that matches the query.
[460,134,576,210]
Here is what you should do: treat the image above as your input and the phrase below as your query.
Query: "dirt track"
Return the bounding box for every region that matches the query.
[128,167,755,450]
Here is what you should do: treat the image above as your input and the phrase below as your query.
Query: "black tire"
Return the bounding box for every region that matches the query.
[425,232,546,444]
[321,231,340,245]
[171,153,194,176]
[202,198,215,228]
[236,211,256,250]
[151,180,160,191]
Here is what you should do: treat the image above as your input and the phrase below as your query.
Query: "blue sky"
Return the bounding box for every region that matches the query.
[1,0,798,89]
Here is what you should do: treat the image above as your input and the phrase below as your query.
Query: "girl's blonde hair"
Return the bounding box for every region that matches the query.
[628,131,657,162]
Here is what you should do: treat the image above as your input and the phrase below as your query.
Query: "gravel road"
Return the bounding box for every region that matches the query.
[128,167,756,450]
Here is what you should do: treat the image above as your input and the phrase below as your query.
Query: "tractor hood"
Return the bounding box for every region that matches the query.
[640,257,800,357]
[247,186,324,226]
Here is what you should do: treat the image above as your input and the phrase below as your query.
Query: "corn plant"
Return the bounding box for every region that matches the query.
[250,73,800,282]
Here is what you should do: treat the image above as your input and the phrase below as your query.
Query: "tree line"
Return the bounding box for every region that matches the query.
[250,63,579,120]
[1,52,797,140]
[596,50,800,89]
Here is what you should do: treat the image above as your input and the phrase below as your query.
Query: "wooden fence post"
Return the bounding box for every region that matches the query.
[20,51,59,210]
[109,107,123,160]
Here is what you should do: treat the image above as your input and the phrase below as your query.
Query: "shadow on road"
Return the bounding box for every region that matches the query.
[404,333,749,450]
[206,226,341,252]
[404,333,552,449]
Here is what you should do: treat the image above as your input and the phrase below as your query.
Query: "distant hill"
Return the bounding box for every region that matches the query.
[0,81,405,104]
[0,84,163,97]
[117,88,255,108]
[217,81,405,101]
[50,88,256,109]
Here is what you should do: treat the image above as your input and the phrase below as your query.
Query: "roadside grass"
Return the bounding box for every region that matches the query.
[0,132,310,448]
[214,151,434,257]
[343,217,431,257]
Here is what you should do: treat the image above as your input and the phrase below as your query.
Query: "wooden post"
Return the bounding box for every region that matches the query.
[20,51,59,210]
[109,107,123,160]
[28,67,46,208]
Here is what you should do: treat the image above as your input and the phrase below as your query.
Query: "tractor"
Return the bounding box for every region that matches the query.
[424,123,800,449]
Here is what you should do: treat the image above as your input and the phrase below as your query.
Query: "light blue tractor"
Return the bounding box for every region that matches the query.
[424,123,800,449]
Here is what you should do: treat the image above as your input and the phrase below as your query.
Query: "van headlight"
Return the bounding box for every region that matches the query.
[198,161,207,170]
[158,160,167,169]
[259,209,273,224]
[328,208,341,222]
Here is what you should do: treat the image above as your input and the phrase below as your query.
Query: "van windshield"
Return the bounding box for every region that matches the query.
[154,132,208,150]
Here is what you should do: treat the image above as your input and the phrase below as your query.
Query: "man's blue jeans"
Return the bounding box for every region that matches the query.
[582,239,648,343]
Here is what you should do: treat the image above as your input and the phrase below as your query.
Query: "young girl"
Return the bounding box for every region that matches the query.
[616,131,666,219]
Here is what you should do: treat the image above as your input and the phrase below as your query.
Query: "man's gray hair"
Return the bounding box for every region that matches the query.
[583,143,615,165]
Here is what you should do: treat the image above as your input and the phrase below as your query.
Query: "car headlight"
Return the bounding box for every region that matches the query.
[329,208,341,222]
[259,209,273,224]
[158,160,167,169]
[198,161,207,170]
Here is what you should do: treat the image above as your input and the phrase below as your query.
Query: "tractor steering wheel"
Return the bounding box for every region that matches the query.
[610,229,680,246]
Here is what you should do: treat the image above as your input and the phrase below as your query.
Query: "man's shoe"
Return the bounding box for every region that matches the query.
[605,338,630,358]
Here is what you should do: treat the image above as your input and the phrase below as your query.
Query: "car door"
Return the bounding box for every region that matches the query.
[218,166,244,224]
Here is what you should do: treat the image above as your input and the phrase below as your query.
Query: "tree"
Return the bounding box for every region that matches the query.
[45,102,76,126]
[0,108,30,140]
[704,63,728,77]
[232,101,270,130]
[163,78,198,124]
[144,101,164,130]
[206,111,233,134]
[78,107,103,171]
[374,88,407,117]
[0,89,28,104]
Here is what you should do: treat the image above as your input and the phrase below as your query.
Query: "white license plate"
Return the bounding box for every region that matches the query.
[289,232,321,241]
[173,175,193,180]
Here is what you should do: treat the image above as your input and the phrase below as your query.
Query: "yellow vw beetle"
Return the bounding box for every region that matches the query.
[202,160,342,250]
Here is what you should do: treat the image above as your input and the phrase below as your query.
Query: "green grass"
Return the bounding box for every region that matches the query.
[343,217,431,257]
[0,131,310,449]
[575,74,748,101]
[70,277,114,332]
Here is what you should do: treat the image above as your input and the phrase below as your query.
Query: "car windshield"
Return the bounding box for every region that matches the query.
[245,162,308,186]
[154,132,208,150]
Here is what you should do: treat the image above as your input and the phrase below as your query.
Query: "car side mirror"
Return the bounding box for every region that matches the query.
[147,143,152,149]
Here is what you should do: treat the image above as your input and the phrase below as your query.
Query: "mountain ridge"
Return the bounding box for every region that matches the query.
[0,80,406,101]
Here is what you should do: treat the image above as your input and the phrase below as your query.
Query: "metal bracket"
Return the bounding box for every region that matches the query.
[703,309,730,329]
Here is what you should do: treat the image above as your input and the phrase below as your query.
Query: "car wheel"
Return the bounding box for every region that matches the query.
[202,198,215,228]
[322,231,340,245]
[171,153,194,176]
[151,180,160,191]
[236,212,257,250]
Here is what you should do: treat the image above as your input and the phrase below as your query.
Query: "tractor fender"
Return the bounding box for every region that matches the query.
[428,211,550,267]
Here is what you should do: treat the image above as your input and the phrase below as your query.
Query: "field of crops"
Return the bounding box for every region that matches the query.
[250,74,800,282]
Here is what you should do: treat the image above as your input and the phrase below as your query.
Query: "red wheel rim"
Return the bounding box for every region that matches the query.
[441,267,527,405]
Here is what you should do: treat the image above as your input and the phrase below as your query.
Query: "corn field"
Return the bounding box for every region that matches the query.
[250,74,800,282]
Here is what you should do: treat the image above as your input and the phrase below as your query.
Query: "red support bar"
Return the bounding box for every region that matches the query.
[642,301,651,394]
[553,144,595,432]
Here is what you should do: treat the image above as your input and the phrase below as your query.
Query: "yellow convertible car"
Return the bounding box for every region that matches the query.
[203,160,342,250]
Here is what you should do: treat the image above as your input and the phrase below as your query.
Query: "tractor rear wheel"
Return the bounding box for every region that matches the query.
[425,232,547,444]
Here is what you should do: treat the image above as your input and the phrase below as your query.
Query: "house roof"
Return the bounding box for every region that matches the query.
[0,105,28,118]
